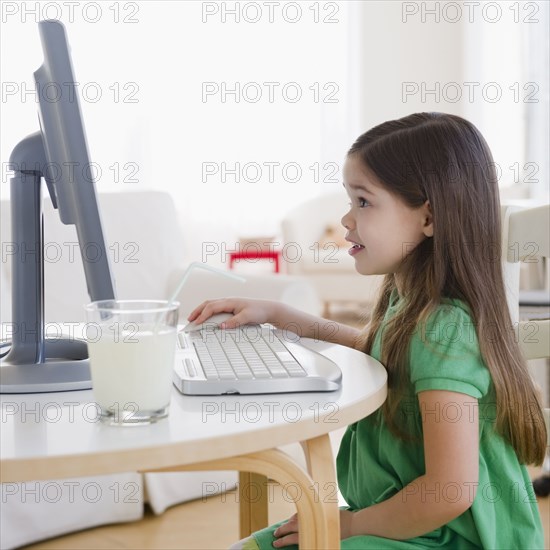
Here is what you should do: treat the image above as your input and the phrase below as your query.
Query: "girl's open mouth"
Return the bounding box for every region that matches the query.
[348,244,365,256]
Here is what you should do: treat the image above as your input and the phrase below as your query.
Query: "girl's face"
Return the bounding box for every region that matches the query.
[341,156,433,277]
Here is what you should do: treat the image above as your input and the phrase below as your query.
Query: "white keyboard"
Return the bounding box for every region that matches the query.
[173,325,342,395]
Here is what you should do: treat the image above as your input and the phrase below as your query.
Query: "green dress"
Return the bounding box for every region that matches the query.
[252,295,545,549]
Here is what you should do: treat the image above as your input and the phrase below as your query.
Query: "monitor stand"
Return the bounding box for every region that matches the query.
[0,132,91,393]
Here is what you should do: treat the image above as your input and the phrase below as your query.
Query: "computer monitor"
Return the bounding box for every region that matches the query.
[0,20,116,393]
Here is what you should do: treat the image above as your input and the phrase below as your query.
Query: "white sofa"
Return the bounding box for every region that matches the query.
[281,192,383,317]
[0,190,321,549]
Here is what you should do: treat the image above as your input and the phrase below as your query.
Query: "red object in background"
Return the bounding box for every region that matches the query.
[228,250,282,273]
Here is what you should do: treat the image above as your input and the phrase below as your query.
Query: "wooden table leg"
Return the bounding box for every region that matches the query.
[147,446,340,549]
[300,434,340,548]
[239,471,268,538]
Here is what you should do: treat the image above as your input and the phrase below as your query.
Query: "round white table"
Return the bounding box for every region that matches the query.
[1,338,387,549]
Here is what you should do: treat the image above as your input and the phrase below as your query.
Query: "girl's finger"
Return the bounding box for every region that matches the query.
[193,300,234,324]
[187,301,210,321]
[273,514,298,538]
[273,533,299,548]
[219,312,246,330]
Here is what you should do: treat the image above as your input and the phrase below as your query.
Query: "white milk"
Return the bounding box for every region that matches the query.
[88,326,177,414]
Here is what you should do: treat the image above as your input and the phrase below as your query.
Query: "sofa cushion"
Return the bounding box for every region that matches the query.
[0,473,143,550]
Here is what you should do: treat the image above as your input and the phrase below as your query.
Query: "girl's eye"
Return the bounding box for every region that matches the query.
[348,198,370,209]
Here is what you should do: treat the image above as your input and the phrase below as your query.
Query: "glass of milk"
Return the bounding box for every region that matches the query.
[84,300,179,425]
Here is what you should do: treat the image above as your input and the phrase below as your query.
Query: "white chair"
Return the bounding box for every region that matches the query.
[281,192,383,317]
[501,204,550,495]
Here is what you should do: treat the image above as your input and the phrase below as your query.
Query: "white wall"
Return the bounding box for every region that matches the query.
[349,1,544,195]
[350,1,465,129]
[1,1,546,269]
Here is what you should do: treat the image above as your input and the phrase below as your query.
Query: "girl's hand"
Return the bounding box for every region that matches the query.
[187,298,280,329]
[272,510,355,547]
[272,513,298,548]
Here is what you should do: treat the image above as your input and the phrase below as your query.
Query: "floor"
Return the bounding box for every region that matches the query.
[21,475,550,549]
[23,482,296,550]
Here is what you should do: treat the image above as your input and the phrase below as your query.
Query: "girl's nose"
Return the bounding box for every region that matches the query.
[341,210,353,230]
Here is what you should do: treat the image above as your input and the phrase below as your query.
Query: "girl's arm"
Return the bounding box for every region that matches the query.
[187,298,361,349]
[346,389,480,540]
[271,302,360,349]
[272,389,480,548]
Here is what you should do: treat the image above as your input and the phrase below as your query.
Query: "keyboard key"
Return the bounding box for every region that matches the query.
[234,369,254,379]
[268,368,289,378]
[287,367,307,377]
[178,333,188,349]
[219,371,237,380]
[275,351,294,362]
[184,358,197,377]
[253,371,271,379]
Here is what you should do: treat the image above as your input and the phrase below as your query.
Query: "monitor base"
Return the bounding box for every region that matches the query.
[0,338,91,393]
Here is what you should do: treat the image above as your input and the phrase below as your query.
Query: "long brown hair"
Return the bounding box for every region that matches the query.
[351,112,546,465]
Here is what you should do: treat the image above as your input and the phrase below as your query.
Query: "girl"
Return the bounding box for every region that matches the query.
[188,113,547,549]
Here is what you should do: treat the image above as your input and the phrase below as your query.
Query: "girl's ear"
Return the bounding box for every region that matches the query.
[422,200,434,237]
